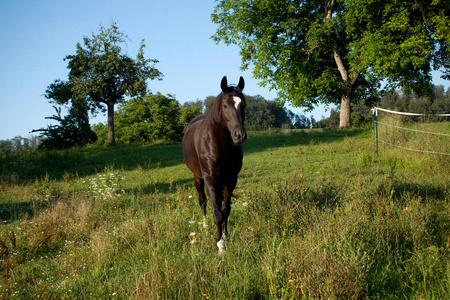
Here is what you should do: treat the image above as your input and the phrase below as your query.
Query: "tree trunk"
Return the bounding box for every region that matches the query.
[326,0,358,128]
[338,79,357,128]
[339,93,351,128]
[107,102,115,146]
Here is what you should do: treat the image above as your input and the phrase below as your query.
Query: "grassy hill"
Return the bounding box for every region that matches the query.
[1,128,449,299]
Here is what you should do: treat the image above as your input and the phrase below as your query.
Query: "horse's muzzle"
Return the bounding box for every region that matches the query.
[232,129,247,144]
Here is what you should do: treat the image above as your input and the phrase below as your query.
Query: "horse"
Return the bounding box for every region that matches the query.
[182,76,246,254]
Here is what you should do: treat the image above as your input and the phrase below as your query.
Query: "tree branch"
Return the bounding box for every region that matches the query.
[325,0,350,82]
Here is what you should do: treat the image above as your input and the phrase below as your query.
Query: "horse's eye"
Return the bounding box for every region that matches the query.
[223,104,228,108]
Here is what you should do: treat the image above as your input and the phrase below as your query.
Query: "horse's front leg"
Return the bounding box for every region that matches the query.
[204,176,224,249]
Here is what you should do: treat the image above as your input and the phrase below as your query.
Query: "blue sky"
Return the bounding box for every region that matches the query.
[0,1,448,140]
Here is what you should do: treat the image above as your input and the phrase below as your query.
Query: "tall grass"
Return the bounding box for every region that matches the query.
[376,111,450,167]
[0,128,449,299]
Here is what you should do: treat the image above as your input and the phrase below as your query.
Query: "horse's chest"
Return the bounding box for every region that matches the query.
[217,147,242,174]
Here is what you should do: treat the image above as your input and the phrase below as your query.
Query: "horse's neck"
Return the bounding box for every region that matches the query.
[202,118,232,145]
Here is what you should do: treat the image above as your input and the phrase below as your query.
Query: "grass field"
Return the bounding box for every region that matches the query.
[1,128,449,299]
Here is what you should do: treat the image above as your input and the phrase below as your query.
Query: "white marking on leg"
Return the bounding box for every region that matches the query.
[233,96,242,110]
[217,237,226,255]
[203,216,209,229]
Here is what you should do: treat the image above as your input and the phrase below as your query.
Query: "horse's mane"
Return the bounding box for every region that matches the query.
[204,92,225,124]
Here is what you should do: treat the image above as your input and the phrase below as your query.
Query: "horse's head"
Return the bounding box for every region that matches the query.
[219,76,247,144]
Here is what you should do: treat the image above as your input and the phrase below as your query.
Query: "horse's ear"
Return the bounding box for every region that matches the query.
[237,76,245,91]
[221,76,228,91]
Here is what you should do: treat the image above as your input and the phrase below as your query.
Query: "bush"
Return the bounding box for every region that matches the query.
[352,112,371,128]
[33,105,97,150]
[93,94,201,145]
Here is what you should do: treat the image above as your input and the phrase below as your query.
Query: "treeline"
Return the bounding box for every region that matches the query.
[2,93,313,153]
[243,96,311,130]
[0,136,40,156]
[92,93,310,145]
[379,85,450,114]
[0,93,310,153]
[3,85,448,153]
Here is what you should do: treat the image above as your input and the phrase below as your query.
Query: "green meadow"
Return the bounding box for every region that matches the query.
[1,128,449,299]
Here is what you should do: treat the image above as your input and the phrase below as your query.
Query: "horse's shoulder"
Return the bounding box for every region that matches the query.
[185,115,204,133]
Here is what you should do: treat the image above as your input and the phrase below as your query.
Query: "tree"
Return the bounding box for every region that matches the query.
[379,85,450,115]
[310,116,317,128]
[142,93,181,141]
[179,103,203,130]
[212,0,450,128]
[245,96,277,130]
[204,96,217,113]
[32,102,97,150]
[292,114,310,129]
[93,93,191,144]
[45,23,162,145]
[244,95,305,130]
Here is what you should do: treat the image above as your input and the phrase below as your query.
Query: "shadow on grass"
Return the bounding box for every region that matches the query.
[0,202,33,223]
[1,142,185,182]
[1,129,368,182]
[378,179,449,203]
[0,200,51,223]
[124,178,194,196]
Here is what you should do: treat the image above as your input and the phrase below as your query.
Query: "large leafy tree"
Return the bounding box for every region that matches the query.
[212,0,450,127]
[45,23,162,145]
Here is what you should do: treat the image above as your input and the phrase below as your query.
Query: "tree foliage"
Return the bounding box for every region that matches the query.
[45,23,162,145]
[211,0,450,128]
[0,136,40,156]
[93,93,201,145]
[380,85,450,114]
[32,103,97,150]
[245,95,308,130]
[206,94,309,130]
[179,102,203,131]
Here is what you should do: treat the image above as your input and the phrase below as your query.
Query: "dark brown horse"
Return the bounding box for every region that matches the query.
[182,76,246,254]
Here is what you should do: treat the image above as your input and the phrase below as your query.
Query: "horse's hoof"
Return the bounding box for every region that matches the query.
[217,238,226,255]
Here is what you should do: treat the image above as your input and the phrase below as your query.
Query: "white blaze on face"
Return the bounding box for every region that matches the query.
[233,96,242,110]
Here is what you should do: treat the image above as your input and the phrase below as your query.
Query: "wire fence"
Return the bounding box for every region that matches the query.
[371,107,450,156]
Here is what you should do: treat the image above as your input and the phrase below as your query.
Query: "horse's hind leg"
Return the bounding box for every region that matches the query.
[222,182,235,240]
[194,176,209,228]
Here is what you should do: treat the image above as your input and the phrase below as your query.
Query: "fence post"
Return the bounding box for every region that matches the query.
[372,108,379,156]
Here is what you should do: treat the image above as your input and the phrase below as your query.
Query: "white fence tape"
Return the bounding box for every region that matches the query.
[377,138,450,156]
[372,107,450,156]
[372,107,450,117]
[374,121,450,137]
